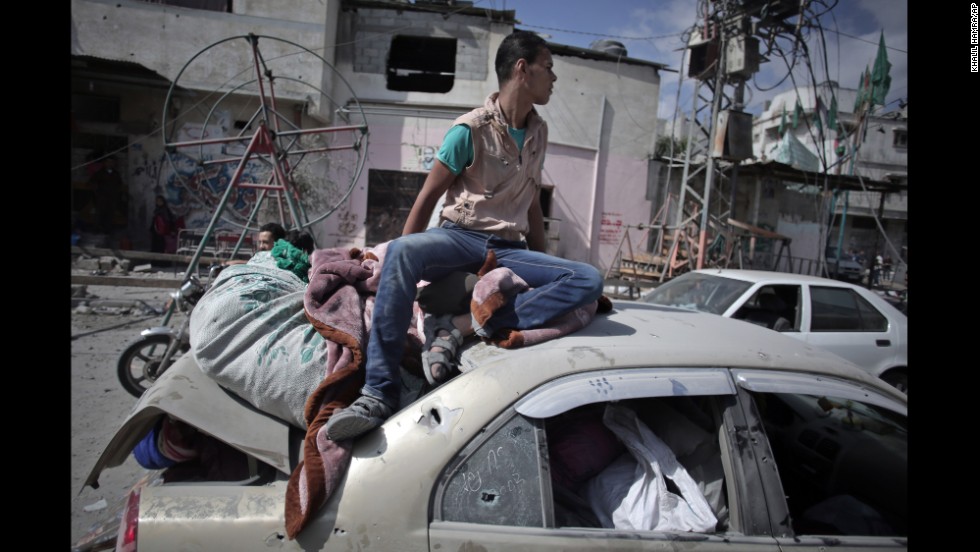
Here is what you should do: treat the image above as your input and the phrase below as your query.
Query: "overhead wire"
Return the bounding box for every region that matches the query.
[827,28,906,54]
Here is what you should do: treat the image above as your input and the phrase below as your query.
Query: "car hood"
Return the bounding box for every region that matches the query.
[82,352,294,491]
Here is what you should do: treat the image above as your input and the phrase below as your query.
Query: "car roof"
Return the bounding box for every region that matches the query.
[458,300,894,394]
[679,268,862,287]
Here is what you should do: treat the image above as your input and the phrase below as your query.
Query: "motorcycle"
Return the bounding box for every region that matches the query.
[116,264,223,398]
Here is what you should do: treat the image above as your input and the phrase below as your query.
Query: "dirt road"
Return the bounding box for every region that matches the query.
[70,278,184,547]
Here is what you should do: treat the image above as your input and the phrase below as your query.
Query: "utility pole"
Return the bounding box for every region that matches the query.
[674,0,801,270]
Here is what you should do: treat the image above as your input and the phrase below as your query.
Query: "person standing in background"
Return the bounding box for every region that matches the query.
[150,195,176,253]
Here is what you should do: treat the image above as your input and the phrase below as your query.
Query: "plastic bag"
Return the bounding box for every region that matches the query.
[583,403,718,532]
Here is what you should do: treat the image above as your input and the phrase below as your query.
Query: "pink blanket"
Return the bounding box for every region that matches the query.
[286,243,426,538]
[285,245,607,538]
[470,250,613,348]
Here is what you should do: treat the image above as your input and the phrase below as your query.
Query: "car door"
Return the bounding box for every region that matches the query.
[428,368,782,551]
[731,369,907,550]
[728,283,804,334]
[802,284,897,372]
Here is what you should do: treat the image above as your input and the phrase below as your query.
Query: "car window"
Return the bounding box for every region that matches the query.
[546,397,729,533]
[733,285,801,331]
[437,370,744,537]
[643,273,753,314]
[854,294,889,331]
[441,413,546,527]
[810,286,887,332]
[748,390,907,538]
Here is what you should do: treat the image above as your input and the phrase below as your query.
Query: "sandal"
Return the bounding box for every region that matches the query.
[422,313,464,386]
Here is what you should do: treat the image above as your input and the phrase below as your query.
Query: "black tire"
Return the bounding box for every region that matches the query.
[880,370,907,395]
[117,335,186,398]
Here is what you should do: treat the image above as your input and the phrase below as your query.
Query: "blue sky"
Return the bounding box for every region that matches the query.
[480,0,907,119]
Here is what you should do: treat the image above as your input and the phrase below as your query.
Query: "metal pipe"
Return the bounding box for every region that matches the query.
[588,96,608,266]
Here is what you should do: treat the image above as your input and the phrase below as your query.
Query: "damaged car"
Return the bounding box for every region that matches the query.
[74,300,907,551]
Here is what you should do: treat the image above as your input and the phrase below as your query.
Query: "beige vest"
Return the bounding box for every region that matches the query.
[439,93,547,242]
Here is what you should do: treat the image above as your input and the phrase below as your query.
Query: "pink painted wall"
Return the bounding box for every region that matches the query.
[540,144,595,264]
[544,144,653,271]
[327,121,654,275]
[597,151,655,272]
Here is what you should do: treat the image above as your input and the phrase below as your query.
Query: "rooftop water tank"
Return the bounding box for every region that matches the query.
[589,39,628,57]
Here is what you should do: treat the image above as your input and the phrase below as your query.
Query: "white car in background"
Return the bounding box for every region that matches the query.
[642,269,908,393]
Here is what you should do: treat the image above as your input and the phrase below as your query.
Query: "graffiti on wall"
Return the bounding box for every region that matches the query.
[166,122,260,225]
[129,143,161,185]
[125,112,359,241]
[130,118,302,230]
[335,209,359,236]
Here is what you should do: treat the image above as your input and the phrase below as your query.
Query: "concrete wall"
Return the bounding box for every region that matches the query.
[231,0,324,23]
[72,0,329,105]
[347,7,490,82]
[331,6,505,107]
[774,188,825,265]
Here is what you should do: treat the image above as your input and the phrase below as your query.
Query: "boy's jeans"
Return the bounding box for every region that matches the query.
[363,222,603,407]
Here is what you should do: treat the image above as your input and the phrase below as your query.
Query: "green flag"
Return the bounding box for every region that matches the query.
[792,98,802,129]
[870,31,892,106]
[779,105,787,135]
[853,67,868,111]
[862,66,872,108]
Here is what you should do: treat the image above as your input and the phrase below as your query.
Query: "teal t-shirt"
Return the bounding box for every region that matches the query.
[436,124,527,175]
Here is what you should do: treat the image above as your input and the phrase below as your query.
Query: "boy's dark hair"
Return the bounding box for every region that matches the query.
[495,30,549,84]
[285,229,315,254]
[259,222,287,241]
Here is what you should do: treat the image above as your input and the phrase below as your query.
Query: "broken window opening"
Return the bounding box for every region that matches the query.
[137,0,231,12]
[892,129,907,148]
[386,35,457,93]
